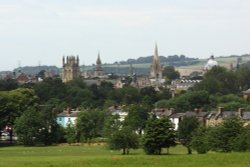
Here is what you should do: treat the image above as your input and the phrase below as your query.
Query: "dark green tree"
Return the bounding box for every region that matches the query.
[208,117,245,152]
[103,114,122,138]
[236,66,250,91]
[124,105,149,135]
[140,86,158,105]
[162,66,180,82]
[233,124,250,152]
[76,109,105,142]
[191,126,210,154]
[0,79,18,91]
[143,116,176,155]
[34,78,67,104]
[14,108,44,146]
[178,116,199,154]
[64,123,76,144]
[0,88,38,130]
[156,90,210,112]
[109,126,139,154]
[193,66,239,94]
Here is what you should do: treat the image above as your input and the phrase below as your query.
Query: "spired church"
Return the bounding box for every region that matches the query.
[61,44,165,89]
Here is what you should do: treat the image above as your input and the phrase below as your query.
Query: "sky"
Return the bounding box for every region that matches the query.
[0,0,250,71]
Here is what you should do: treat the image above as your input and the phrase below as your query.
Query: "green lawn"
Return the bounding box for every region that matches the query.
[0,144,250,167]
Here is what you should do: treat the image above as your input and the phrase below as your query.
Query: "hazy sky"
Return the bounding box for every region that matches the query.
[0,0,250,71]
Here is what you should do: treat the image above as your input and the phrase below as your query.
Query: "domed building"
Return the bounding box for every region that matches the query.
[204,55,218,70]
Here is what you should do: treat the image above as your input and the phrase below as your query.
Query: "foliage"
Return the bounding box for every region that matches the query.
[191,127,210,154]
[64,123,76,144]
[162,66,180,82]
[14,108,44,146]
[124,105,149,135]
[208,117,245,152]
[140,87,158,106]
[236,66,250,91]
[178,116,199,154]
[156,90,210,112]
[109,126,139,154]
[0,79,18,91]
[233,125,250,152]
[143,116,176,155]
[34,78,67,104]
[76,109,106,142]
[193,66,239,94]
[103,114,122,138]
[0,88,38,129]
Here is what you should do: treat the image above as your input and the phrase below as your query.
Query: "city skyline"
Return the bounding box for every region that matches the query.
[0,0,250,71]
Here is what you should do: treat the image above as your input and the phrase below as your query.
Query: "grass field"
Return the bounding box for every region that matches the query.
[0,144,250,167]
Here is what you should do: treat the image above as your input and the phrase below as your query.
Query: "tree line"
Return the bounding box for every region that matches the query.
[1,65,250,154]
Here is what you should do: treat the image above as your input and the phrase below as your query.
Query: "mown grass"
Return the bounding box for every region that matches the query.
[0,144,250,167]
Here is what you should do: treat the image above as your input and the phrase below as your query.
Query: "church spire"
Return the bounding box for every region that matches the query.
[96,51,101,65]
[154,43,159,59]
[150,43,162,80]
[95,51,103,77]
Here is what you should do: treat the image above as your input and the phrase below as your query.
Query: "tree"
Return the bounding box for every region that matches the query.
[193,66,239,94]
[0,88,38,130]
[191,126,210,154]
[233,125,250,152]
[236,66,250,91]
[155,91,210,112]
[143,116,176,155]
[34,78,67,104]
[208,117,245,152]
[140,87,158,105]
[76,109,105,142]
[0,79,18,91]
[65,123,76,144]
[39,104,64,145]
[178,116,199,154]
[14,108,44,146]
[124,105,149,135]
[162,66,180,83]
[103,114,122,138]
[109,126,139,154]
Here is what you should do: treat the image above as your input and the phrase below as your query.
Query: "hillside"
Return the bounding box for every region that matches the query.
[4,54,250,76]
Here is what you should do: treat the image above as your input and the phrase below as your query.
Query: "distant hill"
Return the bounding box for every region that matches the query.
[118,55,199,66]
[13,66,60,75]
[2,54,250,76]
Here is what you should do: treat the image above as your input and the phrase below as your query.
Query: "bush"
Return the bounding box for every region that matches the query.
[191,127,209,154]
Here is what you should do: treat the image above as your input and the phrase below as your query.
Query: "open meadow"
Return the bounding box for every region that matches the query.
[0,144,250,167]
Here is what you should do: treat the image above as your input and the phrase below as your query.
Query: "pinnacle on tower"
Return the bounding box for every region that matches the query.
[154,43,159,59]
[96,51,102,65]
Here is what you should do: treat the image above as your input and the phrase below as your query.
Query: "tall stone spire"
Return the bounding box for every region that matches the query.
[95,51,103,77]
[150,43,162,80]
[96,51,102,65]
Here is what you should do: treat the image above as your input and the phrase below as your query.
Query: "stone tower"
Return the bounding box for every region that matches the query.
[150,43,162,80]
[94,52,103,77]
[62,55,80,82]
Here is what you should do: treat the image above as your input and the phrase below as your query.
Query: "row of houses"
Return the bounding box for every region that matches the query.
[153,107,250,130]
[56,106,250,131]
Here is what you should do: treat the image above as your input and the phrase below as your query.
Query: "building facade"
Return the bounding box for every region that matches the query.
[62,55,80,82]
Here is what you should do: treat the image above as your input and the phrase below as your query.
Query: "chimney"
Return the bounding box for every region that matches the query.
[170,108,176,115]
[52,108,57,117]
[194,108,199,114]
[218,107,224,114]
[238,108,245,117]
[67,107,71,115]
